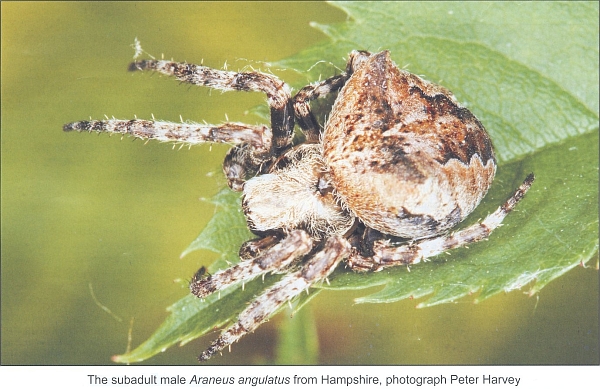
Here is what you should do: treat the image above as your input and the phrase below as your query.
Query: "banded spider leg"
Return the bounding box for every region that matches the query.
[195,234,351,362]
[347,174,535,271]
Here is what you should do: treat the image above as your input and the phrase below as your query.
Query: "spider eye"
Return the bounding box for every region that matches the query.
[317,176,333,196]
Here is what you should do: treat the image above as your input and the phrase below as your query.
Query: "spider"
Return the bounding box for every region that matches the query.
[64,49,534,362]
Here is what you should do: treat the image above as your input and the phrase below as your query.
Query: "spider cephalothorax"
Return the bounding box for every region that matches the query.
[64,50,534,362]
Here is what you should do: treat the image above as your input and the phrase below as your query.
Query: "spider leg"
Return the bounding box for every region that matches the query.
[348,174,535,271]
[190,230,312,299]
[63,119,272,155]
[222,143,275,192]
[198,235,351,361]
[238,233,282,261]
[293,74,347,143]
[292,50,373,143]
[129,59,294,153]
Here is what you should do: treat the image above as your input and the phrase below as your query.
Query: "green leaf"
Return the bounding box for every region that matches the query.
[179,188,254,267]
[115,1,598,363]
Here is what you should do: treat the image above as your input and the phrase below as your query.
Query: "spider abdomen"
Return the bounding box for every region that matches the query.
[323,51,496,239]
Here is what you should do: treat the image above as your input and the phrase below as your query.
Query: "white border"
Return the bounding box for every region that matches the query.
[1,365,599,388]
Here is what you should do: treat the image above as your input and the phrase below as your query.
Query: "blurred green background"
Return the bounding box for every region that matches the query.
[2,1,597,365]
